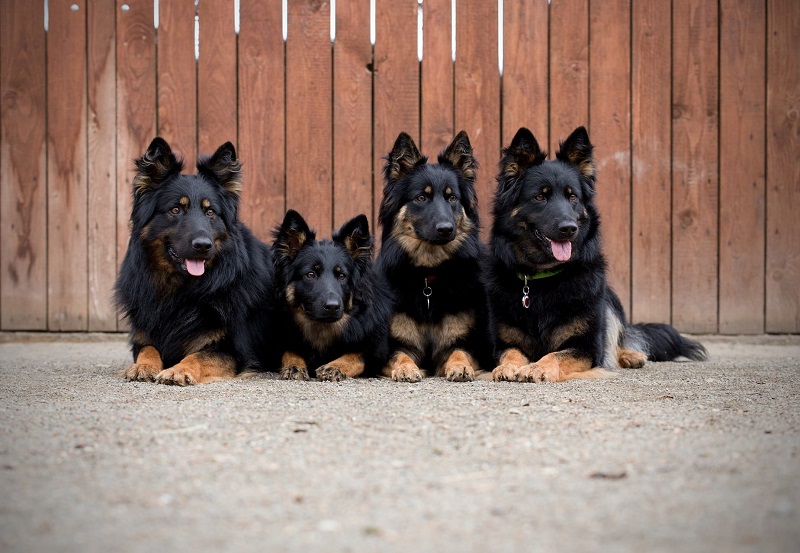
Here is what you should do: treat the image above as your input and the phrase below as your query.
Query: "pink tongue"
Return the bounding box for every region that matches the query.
[186,258,205,276]
[551,241,572,261]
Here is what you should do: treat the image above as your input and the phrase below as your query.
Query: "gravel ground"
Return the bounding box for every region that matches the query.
[0,333,798,553]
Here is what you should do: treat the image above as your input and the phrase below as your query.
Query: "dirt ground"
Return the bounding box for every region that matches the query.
[0,333,798,553]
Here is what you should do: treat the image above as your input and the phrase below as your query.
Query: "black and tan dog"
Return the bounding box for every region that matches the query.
[487,126,706,382]
[272,210,392,381]
[376,131,493,382]
[115,137,275,385]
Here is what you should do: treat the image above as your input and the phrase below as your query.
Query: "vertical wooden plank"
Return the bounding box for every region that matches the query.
[157,0,197,163]
[47,0,89,331]
[455,0,500,230]
[87,0,118,331]
[0,0,47,329]
[116,0,156,278]
[238,0,285,239]
[502,0,548,148]
[589,0,631,315]
[420,0,453,156]
[631,0,672,325]
[373,0,419,229]
[671,0,719,333]
[719,0,766,334]
[198,0,237,155]
[766,0,800,332]
[549,0,588,155]
[286,0,332,235]
[333,0,373,229]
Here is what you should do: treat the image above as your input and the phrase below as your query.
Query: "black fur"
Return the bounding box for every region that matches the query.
[376,131,493,381]
[114,137,276,381]
[272,210,392,380]
[487,126,706,379]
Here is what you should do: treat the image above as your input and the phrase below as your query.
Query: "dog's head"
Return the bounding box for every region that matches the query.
[273,210,372,324]
[379,131,479,267]
[129,137,242,278]
[493,126,597,268]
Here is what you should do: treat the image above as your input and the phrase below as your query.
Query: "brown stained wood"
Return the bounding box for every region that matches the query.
[630,0,672,325]
[549,0,589,156]
[47,0,89,331]
[0,0,47,329]
[766,0,800,332]
[333,0,373,230]
[157,1,197,164]
[87,0,118,331]
[286,0,333,236]
[238,0,285,240]
[719,0,766,334]
[589,0,631,315]
[198,0,237,155]
[671,0,719,333]
[115,0,156,294]
[421,0,453,156]
[373,0,419,231]
[502,0,548,147]
[455,0,500,235]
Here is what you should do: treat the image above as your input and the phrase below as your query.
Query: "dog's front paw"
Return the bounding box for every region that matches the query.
[316,365,344,382]
[517,363,560,383]
[445,364,475,382]
[492,364,522,382]
[155,366,197,386]
[280,365,309,381]
[121,362,161,382]
[391,363,423,383]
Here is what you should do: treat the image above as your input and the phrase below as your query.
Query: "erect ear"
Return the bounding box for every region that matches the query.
[132,137,183,197]
[556,126,595,183]
[498,128,547,191]
[438,130,478,183]
[384,132,426,183]
[272,210,315,261]
[198,141,243,197]
[333,214,372,263]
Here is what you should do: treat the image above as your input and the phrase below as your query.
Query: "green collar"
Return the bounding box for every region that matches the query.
[517,269,563,281]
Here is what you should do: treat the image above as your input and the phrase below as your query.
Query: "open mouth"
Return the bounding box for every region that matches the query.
[534,229,572,262]
[168,247,207,276]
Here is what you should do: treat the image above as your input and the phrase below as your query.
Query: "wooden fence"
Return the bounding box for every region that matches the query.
[1,0,798,335]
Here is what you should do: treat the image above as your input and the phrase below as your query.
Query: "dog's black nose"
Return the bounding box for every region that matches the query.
[324,299,341,313]
[558,222,578,238]
[436,222,454,237]
[192,236,213,253]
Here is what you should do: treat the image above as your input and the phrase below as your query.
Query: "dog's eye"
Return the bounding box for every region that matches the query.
[568,193,578,202]
[416,195,427,203]
[534,194,545,202]
[337,273,347,281]
[305,272,316,280]
[447,195,458,203]
[206,209,215,217]
[169,207,180,215]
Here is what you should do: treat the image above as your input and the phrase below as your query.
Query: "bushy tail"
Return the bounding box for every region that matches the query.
[624,323,707,362]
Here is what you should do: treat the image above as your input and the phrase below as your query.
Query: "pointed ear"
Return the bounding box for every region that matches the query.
[556,126,595,182]
[498,128,547,190]
[273,210,315,261]
[438,130,478,183]
[334,214,372,263]
[384,132,426,183]
[132,137,183,197]
[198,141,243,197]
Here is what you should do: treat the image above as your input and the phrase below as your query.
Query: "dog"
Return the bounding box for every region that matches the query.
[272,210,392,381]
[375,131,494,382]
[114,137,275,385]
[487,126,707,382]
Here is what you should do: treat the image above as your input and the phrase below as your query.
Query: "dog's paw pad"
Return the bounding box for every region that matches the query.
[316,365,344,382]
[280,365,309,381]
[445,365,475,382]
